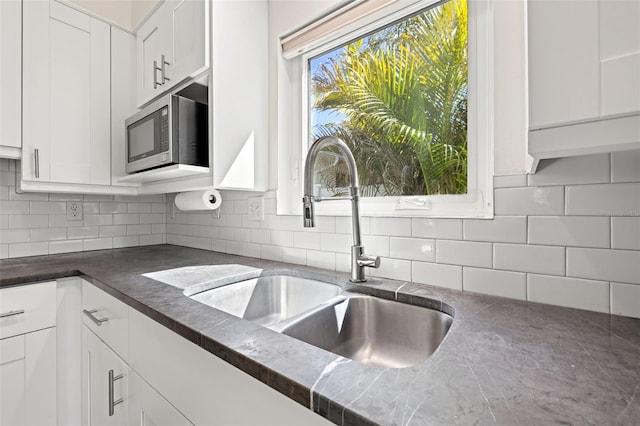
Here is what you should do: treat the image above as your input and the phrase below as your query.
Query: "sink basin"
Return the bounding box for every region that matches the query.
[280,295,453,368]
[188,275,341,327]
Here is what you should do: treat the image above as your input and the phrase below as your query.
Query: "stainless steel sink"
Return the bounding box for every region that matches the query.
[280,296,453,368]
[188,273,452,368]
[188,275,342,327]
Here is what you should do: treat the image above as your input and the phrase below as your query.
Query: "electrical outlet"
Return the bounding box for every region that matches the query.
[66,201,83,221]
[247,196,264,221]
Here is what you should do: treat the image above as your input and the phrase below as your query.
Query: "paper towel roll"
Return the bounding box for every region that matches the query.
[174,189,222,211]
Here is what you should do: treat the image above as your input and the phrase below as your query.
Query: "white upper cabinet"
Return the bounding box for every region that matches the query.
[527,0,640,171]
[136,0,209,107]
[211,0,268,191]
[0,0,22,159]
[22,0,111,186]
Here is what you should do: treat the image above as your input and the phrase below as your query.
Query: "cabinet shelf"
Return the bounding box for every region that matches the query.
[117,164,209,184]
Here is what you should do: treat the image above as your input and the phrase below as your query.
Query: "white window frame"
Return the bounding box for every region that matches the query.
[276,0,494,218]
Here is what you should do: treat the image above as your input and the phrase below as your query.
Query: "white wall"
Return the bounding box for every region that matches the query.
[0,159,166,258]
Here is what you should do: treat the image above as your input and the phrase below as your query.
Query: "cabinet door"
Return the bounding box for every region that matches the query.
[136,5,173,107]
[528,0,600,129]
[0,328,57,426]
[0,0,22,155]
[83,326,128,426]
[128,369,193,426]
[170,0,209,85]
[22,0,110,185]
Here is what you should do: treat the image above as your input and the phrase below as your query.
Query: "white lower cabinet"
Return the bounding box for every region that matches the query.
[128,307,332,426]
[0,280,57,426]
[128,369,193,426]
[82,325,128,426]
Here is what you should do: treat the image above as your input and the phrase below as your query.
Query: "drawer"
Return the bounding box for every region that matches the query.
[0,281,56,339]
[82,280,128,360]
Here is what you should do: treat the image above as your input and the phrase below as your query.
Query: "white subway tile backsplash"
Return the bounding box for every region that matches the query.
[83,202,100,214]
[29,201,66,215]
[307,250,335,270]
[370,217,411,237]
[390,237,435,262]
[281,247,307,265]
[139,213,164,224]
[83,215,113,226]
[8,190,48,201]
[463,267,526,300]
[83,238,113,251]
[140,234,165,246]
[463,216,527,243]
[436,240,492,267]
[1,200,29,214]
[242,242,261,258]
[566,183,640,216]
[49,240,83,254]
[232,228,251,242]
[567,247,640,284]
[527,154,610,187]
[493,174,527,188]
[494,243,565,275]
[8,214,48,229]
[211,238,226,253]
[113,236,140,248]
[336,216,369,234]
[152,224,166,234]
[99,225,127,237]
[0,229,30,244]
[270,230,293,247]
[412,218,462,240]
[320,233,351,254]
[611,217,640,250]
[0,171,16,186]
[610,282,640,319]
[8,242,48,258]
[494,187,564,215]
[528,216,610,248]
[293,231,320,250]
[528,274,610,313]
[30,228,67,242]
[0,244,6,259]
[260,245,282,262]
[611,150,640,183]
[250,229,271,245]
[370,257,412,281]
[412,262,462,290]
[68,226,99,240]
[0,215,7,229]
[362,235,390,258]
[99,202,127,214]
[113,214,140,225]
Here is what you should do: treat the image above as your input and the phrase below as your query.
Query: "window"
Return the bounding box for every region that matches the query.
[277,0,493,218]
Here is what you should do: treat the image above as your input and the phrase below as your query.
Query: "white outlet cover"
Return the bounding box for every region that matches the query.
[66,201,83,221]
[248,197,264,221]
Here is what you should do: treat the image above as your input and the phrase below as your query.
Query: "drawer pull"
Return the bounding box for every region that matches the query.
[0,309,24,318]
[108,369,124,416]
[83,309,109,326]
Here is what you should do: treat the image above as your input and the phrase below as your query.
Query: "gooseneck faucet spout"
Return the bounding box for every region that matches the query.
[303,136,381,282]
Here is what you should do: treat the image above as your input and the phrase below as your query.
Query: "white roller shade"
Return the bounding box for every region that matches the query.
[280,0,419,59]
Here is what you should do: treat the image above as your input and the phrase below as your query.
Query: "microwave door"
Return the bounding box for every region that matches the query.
[126,106,170,173]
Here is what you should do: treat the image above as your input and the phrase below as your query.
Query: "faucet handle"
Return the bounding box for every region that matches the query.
[357,254,381,269]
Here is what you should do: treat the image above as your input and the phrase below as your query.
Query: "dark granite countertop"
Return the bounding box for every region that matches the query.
[1,245,639,425]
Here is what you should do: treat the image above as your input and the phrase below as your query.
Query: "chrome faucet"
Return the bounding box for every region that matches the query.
[303,136,380,282]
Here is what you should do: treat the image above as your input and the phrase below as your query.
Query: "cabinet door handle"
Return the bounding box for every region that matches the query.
[108,369,124,416]
[83,309,109,326]
[161,54,170,83]
[34,148,39,179]
[0,309,24,318]
[153,60,161,89]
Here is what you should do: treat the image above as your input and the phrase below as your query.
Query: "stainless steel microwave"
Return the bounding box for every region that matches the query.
[125,94,208,174]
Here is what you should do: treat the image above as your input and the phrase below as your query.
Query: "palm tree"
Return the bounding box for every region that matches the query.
[311,0,468,196]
